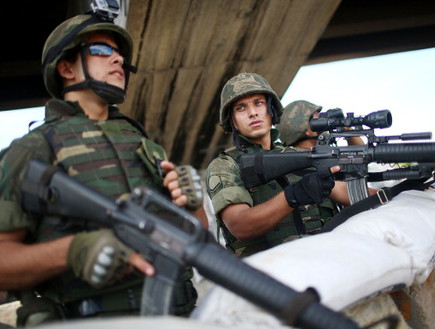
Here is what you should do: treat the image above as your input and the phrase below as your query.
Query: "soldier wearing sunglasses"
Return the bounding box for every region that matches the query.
[0,13,206,326]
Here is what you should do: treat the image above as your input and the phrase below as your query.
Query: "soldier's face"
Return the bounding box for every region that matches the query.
[231,93,272,142]
[84,33,126,90]
[63,33,126,92]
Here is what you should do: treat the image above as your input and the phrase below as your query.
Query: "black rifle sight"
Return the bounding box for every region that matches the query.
[310,109,392,132]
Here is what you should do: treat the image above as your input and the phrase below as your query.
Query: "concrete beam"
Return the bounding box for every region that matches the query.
[121,0,341,168]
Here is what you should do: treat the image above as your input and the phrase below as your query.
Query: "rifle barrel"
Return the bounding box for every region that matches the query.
[372,142,435,163]
[187,242,359,329]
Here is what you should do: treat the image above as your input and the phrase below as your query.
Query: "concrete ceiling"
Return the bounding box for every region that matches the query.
[2,0,435,169]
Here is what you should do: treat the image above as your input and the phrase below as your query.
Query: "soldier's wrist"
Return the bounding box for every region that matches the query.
[284,186,300,208]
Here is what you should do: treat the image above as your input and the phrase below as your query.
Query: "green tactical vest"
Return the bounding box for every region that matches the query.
[24,100,196,317]
[220,142,337,257]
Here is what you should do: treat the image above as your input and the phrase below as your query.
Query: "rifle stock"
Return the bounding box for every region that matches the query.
[20,159,363,329]
[238,151,314,189]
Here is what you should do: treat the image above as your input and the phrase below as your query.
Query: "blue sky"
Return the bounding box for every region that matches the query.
[1,46,434,150]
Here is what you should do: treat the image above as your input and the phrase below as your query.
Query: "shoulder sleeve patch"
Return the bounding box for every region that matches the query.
[208,175,222,192]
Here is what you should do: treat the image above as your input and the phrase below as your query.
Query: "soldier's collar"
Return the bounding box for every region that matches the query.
[107,105,127,119]
[44,99,126,120]
[44,99,83,119]
[235,128,281,150]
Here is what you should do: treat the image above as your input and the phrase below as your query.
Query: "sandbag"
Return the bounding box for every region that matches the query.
[192,190,435,328]
[335,190,435,284]
[35,316,232,329]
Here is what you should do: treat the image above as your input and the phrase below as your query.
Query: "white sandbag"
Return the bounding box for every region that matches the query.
[192,190,435,328]
[334,190,435,283]
[193,232,412,316]
[35,316,232,329]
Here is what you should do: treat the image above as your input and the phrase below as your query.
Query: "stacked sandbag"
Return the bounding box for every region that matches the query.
[192,190,435,328]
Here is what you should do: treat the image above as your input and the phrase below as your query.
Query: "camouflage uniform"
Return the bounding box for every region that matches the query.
[0,12,199,324]
[207,74,336,257]
[206,130,337,257]
[0,99,197,320]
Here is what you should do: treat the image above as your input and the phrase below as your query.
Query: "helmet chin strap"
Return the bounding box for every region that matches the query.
[61,47,135,104]
[295,135,318,145]
[300,135,319,141]
[266,95,280,125]
[62,79,126,104]
[91,80,126,104]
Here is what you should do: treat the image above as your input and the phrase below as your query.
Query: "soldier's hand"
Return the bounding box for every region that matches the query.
[284,166,338,208]
[67,229,153,288]
[162,160,203,210]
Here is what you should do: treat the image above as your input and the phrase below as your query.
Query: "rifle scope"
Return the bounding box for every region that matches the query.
[310,109,392,132]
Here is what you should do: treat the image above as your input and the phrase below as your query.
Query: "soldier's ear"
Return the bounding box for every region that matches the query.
[57,59,75,79]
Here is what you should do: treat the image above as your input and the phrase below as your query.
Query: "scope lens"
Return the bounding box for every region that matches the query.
[364,110,392,128]
[309,117,330,132]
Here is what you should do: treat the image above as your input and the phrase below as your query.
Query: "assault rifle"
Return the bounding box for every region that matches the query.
[20,160,377,329]
[238,109,435,204]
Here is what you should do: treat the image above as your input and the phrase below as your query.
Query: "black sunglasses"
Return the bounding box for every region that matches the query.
[76,41,137,74]
[83,42,124,57]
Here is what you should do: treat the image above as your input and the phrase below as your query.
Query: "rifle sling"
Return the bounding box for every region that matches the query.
[320,178,434,233]
[21,162,61,214]
[254,152,267,185]
[281,287,320,326]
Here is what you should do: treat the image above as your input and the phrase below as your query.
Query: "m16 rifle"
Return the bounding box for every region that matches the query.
[21,160,380,329]
[238,109,435,205]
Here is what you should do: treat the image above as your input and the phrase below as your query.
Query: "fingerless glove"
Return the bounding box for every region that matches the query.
[175,165,204,210]
[67,229,134,288]
[284,169,335,208]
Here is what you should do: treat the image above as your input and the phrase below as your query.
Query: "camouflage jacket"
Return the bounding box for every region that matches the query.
[206,130,337,257]
[0,99,196,315]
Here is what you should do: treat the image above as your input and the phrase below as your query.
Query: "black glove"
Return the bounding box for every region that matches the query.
[284,169,335,208]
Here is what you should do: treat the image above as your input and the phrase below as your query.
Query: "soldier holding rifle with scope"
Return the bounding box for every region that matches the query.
[277,100,366,148]
[0,1,206,326]
[238,96,435,226]
[276,100,378,205]
[206,73,357,257]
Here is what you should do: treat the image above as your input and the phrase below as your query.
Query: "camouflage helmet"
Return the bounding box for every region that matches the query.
[276,100,322,146]
[42,14,134,99]
[219,73,283,132]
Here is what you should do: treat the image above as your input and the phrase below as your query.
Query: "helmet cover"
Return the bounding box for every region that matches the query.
[42,14,134,100]
[219,73,283,132]
[276,100,322,145]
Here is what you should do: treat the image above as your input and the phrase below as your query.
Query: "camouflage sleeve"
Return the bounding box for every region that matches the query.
[206,154,253,216]
[0,132,52,232]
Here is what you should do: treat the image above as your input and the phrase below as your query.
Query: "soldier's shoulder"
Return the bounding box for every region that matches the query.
[1,129,50,163]
[207,152,237,172]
